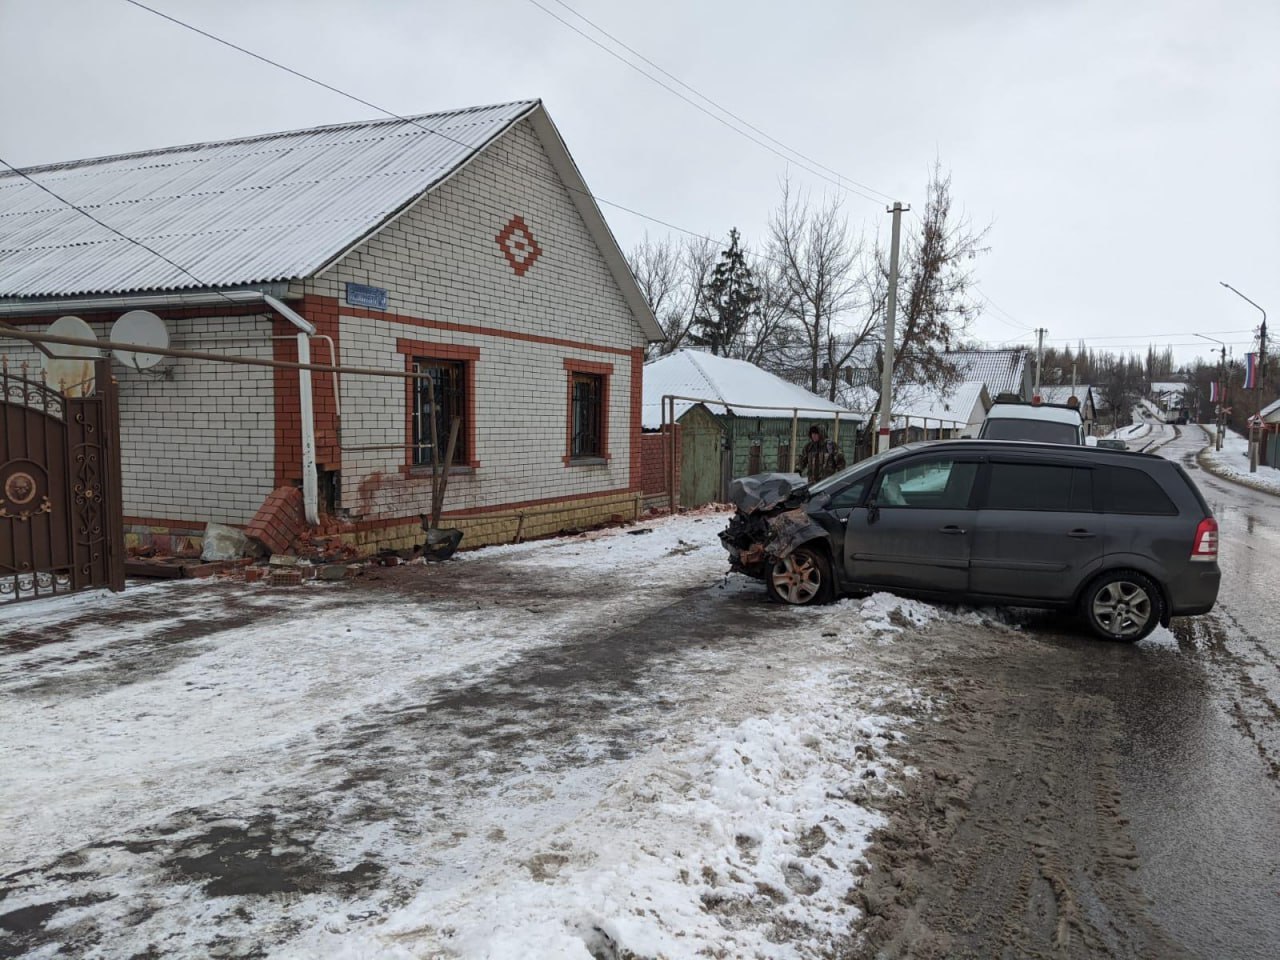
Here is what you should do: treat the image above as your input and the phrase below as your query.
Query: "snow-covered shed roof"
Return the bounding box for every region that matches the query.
[896,380,991,425]
[947,349,1029,397]
[1149,381,1189,396]
[0,100,663,339]
[1038,384,1095,411]
[642,350,853,429]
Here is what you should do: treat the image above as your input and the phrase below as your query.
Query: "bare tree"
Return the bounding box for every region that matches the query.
[733,254,800,368]
[768,180,876,398]
[891,165,986,392]
[858,164,989,420]
[1095,352,1145,427]
[628,234,684,357]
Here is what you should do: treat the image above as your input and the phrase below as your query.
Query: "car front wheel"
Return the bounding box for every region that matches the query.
[766,546,832,606]
[1081,570,1162,642]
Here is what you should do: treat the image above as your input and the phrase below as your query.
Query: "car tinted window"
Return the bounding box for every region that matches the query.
[981,418,1080,445]
[874,459,977,509]
[983,463,1092,512]
[1098,465,1177,515]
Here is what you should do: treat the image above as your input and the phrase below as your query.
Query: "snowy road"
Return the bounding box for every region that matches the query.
[1,515,935,959]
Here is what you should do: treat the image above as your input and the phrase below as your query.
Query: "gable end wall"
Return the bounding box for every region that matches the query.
[296,118,647,534]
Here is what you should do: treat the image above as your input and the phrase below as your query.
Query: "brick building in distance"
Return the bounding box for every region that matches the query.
[0,100,664,553]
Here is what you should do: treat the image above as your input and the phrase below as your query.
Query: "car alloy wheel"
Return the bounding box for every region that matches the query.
[769,550,824,605]
[1090,579,1153,639]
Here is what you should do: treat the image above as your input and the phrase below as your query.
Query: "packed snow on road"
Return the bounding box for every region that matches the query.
[1,513,965,959]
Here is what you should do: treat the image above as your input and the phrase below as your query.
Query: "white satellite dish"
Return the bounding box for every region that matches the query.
[40,315,99,397]
[110,310,170,371]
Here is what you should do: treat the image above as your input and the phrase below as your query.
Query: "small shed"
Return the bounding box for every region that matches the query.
[895,380,992,440]
[1260,397,1280,468]
[1038,384,1098,432]
[642,350,861,506]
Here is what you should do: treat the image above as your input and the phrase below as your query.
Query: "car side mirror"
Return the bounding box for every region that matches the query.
[866,500,880,525]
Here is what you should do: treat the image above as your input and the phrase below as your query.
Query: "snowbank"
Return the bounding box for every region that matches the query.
[1199,428,1280,496]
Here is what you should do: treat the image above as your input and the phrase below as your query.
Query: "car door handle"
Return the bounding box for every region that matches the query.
[1068,529,1096,539]
[939,525,966,535]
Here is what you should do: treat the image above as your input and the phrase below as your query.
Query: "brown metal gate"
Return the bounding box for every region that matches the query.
[1,359,124,604]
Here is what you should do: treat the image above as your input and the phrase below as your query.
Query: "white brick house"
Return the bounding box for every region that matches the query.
[0,101,663,552]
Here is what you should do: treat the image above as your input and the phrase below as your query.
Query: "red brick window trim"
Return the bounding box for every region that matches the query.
[563,358,613,466]
[397,338,481,476]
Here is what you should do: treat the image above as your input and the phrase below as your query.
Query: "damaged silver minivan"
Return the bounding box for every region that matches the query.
[719,440,1221,641]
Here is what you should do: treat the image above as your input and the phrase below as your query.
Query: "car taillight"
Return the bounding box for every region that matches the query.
[1190,517,1218,562]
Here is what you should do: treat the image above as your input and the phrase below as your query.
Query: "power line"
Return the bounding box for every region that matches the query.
[523,0,885,205]
[1045,329,1254,343]
[112,0,757,259]
[971,287,1036,333]
[532,0,896,205]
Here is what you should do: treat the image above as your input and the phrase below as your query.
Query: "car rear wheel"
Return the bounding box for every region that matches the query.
[766,546,832,606]
[1081,570,1162,642]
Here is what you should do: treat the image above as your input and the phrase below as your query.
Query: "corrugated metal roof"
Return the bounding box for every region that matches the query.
[948,349,1028,397]
[642,350,852,429]
[0,100,538,298]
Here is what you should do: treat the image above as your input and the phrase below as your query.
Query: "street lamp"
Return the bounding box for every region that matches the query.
[1219,282,1268,472]
[1195,333,1228,450]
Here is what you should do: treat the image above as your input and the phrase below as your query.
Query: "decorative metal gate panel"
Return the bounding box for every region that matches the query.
[1,359,124,604]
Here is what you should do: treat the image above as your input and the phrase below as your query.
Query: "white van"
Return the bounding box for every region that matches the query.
[978,398,1086,445]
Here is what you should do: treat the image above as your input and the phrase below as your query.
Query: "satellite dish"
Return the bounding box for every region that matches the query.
[40,316,99,397]
[110,310,170,371]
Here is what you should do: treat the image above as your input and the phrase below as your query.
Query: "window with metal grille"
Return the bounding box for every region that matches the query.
[570,372,604,458]
[412,358,467,466]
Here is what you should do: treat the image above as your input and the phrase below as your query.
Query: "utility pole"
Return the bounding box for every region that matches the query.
[1219,343,1227,451]
[1262,320,1269,469]
[1034,328,1046,396]
[1196,333,1228,451]
[877,201,907,454]
[1220,282,1268,471]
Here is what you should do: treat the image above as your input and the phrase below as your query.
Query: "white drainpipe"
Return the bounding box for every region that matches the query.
[262,294,319,526]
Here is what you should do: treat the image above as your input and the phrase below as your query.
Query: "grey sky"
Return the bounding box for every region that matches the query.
[2,0,1276,365]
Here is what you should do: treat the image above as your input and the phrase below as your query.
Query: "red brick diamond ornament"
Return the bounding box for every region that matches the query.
[495,215,543,277]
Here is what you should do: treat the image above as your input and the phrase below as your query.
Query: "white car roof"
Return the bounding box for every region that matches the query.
[985,402,1083,425]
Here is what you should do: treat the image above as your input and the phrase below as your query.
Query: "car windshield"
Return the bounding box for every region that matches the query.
[981,418,1080,445]
[809,445,910,494]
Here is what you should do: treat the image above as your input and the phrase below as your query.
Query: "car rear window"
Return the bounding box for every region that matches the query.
[982,462,1092,512]
[1097,465,1178,515]
[981,418,1080,445]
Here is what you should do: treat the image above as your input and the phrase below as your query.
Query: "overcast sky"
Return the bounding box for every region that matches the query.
[2,0,1276,365]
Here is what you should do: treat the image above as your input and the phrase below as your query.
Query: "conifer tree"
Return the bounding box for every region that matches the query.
[689,228,761,356]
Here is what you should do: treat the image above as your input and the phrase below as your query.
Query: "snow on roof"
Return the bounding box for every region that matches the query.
[642,350,853,428]
[947,349,1028,397]
[1149,381,1189,395]
[1261,397,1280,422]
[895,380,990,425]
[1038,384,1094,408]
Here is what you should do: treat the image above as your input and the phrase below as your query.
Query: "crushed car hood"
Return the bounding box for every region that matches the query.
[728,473,810,514]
